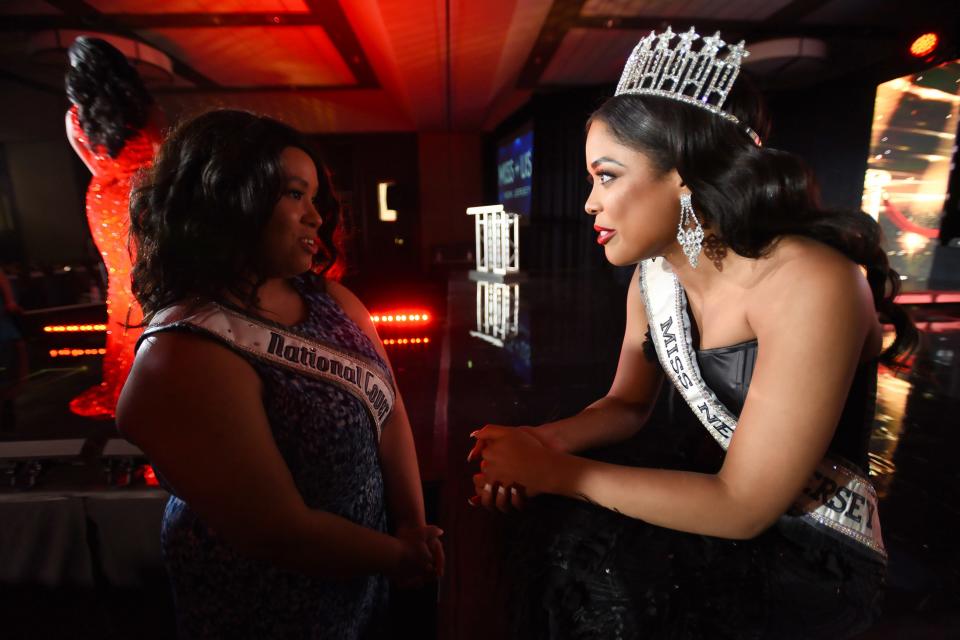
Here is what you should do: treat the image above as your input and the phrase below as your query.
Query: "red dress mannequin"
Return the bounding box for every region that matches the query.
[66,105,160,418]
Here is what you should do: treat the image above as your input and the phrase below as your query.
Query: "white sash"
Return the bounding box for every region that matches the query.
[639,258,886,559]
[141,303,395,441]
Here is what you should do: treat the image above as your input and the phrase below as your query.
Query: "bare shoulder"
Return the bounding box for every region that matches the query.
[132,330,254,378]
[747,236,877,342]
[117,331,260,438]
[755,236,869,304]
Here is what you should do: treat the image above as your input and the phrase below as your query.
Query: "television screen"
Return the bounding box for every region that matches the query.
[861,60,960,291]
[497,125,533,216]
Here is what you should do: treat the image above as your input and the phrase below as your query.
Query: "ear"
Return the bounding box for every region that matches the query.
[669,169,685,192]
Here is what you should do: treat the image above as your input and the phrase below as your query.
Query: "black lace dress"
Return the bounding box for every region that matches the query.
[507,336,886,639]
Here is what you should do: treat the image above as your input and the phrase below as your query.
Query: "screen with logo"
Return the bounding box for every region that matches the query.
[497,125,533,216]
[860,59,959,290]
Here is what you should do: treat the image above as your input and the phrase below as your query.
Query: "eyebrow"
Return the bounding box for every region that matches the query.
[286,176,310,188]
[590,156,626,169]
[286,175,318,196]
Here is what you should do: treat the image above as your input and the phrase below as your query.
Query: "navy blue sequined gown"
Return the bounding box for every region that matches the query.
[147,277,391,639]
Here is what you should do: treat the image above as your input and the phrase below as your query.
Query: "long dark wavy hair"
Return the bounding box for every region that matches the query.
[65,36,154,158]
[589,78,917,365]
[129,109,343,317]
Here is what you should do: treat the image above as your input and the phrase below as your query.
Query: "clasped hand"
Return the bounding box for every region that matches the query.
[466,425,557,513]
[392,524,444,588]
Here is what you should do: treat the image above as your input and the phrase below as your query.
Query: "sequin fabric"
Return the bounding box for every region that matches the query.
[67,106,158,417]
[508,339,886,639]
[151,278,392,639]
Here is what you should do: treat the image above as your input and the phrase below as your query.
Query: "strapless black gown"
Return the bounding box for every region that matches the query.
[506,339,886,639]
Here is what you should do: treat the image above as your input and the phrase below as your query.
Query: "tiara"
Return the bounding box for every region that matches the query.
[615,26,761,147]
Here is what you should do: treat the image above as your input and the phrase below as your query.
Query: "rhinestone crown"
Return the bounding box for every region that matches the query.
[615,26,760,145]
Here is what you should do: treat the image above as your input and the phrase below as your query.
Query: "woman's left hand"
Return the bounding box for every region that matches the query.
[470,426,560,510]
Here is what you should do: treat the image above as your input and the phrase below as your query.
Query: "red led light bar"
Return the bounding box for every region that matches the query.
[382,337,431,346]
[370,310,432,325]
[894,292,960,304]
[44,324,107,333]
[49,348,107,357]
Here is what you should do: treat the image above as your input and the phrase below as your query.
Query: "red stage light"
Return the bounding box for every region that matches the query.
[381,336,431,347]
[370,310,433,325]
[44,324,107,333]
[910,33,938,58]
[142,465,159,486]
[49,348,107,357]
[894,291,960,304]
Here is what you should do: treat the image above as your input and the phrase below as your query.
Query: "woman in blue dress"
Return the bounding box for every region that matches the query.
[117,109,442,639]
[470,27,916,638]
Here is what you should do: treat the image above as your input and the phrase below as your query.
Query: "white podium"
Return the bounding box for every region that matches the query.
[469,280,520,348]
[466,204,521,280]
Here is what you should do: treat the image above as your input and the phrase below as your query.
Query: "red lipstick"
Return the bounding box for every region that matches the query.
[594,225,616,246]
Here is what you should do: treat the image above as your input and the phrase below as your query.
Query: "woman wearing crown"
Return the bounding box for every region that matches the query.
[468,27,914,637]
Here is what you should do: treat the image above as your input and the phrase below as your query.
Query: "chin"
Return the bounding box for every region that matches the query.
[290,257,314,275]
[602,246,642,267]
[274,263,312,279]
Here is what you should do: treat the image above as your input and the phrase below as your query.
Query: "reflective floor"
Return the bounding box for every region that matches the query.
[426,272,960,639]
[2,269,959,638]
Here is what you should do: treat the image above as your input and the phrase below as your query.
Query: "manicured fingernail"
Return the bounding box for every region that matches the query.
[467,496,480,506]
[497,486,506,496]
[483,483,492,493]
[469,430,480,438]
[510,487,518,495]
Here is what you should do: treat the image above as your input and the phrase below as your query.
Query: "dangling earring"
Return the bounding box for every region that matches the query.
[676,193,704,269]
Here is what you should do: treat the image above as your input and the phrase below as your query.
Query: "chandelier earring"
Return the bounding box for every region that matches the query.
[677,193,704,268]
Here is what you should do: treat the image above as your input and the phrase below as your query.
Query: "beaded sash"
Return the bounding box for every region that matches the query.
[639,259,886,559]
[140,303,395,441]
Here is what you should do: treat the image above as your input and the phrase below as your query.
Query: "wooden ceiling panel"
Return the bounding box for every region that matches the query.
[336,0,416,127]
[157,89,411,133]
[1,0,955,133]
[450,0,521,128]
[580,0,793,21]
[540,27,644,86]
[87,0,309,14]
[370,0,551,130]
[142,26,356,87]
[477,0,552,129]
[374,0,447,129]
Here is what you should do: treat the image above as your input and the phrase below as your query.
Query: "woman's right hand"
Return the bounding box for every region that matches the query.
[519,425,566,452]
[390,524,444,587]
[466,424,563,513]
[466,424,563,465]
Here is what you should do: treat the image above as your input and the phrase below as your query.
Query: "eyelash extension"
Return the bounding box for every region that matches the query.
[587,172,615,186]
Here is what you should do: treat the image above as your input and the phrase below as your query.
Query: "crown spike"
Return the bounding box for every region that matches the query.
[614,25,759,145]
